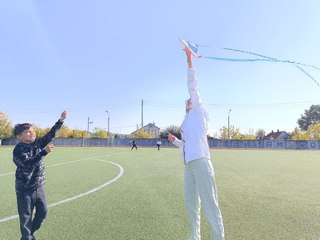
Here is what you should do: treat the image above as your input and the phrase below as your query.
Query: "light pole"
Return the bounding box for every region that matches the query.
[106,110,110,135]
[87,117,93,133]
[228,109,231,143]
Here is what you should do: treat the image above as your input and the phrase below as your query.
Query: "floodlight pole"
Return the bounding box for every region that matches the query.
[106,110,110,135]
[228,109,231,146]
[87,117,93,133]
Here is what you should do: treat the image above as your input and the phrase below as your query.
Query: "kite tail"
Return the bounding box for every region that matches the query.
[296,65,320,87]
[209,47,320,88]
[223,48,279,61]
[224,47,320,71]
[203,56,279,63]
[180,39,320,88]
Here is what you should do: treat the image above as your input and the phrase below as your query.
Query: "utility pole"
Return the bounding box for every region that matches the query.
[106,110,110,135]
[228,109,231,146]
[87,117,93,133]
[141,99,144,128]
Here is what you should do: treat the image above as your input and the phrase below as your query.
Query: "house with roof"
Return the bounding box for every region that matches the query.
[131,122,161,138]
[263,129,290,140]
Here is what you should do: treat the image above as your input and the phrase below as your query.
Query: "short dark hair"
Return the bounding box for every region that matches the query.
[13,123,32,137]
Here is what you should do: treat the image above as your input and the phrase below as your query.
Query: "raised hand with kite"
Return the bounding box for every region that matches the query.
[168,41,225,240]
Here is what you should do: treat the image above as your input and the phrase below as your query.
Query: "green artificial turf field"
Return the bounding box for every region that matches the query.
[1,147,319,240]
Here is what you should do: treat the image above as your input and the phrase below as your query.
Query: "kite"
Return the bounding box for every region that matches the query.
[179,38,202,58]
[179,38,320,87]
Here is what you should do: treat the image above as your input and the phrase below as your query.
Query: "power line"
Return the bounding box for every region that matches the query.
[144,99,319,110]
[206,101,319,110]
[4,99,318,114]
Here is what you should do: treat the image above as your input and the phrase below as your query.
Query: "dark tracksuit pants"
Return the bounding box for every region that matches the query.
[16,185,48,240]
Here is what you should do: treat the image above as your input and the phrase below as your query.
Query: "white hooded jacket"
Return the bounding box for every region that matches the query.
[173,68,210,163]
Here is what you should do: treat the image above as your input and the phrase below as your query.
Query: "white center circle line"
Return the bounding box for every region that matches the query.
[0,159,124,223]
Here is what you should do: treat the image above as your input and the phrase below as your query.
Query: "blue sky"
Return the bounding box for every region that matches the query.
[1,0,320,136]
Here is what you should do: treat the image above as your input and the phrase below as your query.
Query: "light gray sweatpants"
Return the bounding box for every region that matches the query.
[184,157,225,240]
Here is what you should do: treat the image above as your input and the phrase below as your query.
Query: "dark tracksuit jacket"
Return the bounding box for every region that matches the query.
[13,119,63,191]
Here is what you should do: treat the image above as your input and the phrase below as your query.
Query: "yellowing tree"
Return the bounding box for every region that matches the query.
[69,129,88,138]
[219,126,228,139]
[92,128,109,138]
[0,111,12,139]
[34,126,47,138]
[219,126,242,140]
[56,125,72,138]
[291,127,308,140]
[129,129,153,139]
[306,122,320,140]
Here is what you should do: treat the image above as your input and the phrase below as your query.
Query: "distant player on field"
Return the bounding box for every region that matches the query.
[131,140,138,150]
[156,139,161,150]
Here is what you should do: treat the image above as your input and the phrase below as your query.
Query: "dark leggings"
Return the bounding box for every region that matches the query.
[131,145,137,150]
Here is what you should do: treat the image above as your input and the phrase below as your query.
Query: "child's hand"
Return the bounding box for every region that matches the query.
[44,143,54,153]
[60,110,68,121]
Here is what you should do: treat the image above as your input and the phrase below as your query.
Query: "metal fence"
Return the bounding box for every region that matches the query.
[2,137,320,149]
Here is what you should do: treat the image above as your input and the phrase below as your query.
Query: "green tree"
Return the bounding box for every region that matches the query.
[0,111,13,139]
[114,133,122,139]
[255,129,266,140]
[297,105,320,130]
[159,125,181,139]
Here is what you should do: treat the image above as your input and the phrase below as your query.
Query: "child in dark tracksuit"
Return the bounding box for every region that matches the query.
[131,140,138,150]
[13,111,67,240]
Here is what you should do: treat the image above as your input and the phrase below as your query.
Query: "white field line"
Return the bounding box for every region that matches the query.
[48,159,124,208]
[0,158,92,177]
[0,172,14,177]
[0,152,126,177]
[0,158,124,223]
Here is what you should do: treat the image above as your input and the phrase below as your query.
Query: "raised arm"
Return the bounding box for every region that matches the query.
[186,48,194,69]
[186,48,202,108]
[38,110,68,147]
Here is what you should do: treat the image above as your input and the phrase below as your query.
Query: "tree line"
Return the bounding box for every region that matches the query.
[1,105,320,140]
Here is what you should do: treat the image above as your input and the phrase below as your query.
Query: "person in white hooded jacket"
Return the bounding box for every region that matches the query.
[168,48,225,240]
